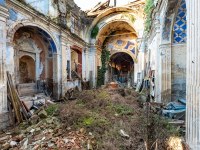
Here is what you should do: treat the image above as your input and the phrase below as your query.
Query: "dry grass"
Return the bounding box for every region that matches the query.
[58,88,181,150]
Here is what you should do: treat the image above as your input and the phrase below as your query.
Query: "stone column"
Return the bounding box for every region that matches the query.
[35,51,41,81]
[82,47,88,81]
[0,3,9,129]
[87,39,97,88]
[60,38,67,96]
[53,49,62,100]
[186,1,200,149]
[89,46,96,88]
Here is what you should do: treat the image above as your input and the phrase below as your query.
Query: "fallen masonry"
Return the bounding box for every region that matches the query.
[0,88,187,150]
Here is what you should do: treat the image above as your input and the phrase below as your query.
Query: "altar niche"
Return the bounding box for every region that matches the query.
[13,26,57,97]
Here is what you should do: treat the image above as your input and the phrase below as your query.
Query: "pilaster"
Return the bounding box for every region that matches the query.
[159,43,172,103]
[0,4,9,129]
[186,1,200,149]
[82,47,88,81]
[154,13,161,102]
[60,37,67,96]
[89,44,97,88]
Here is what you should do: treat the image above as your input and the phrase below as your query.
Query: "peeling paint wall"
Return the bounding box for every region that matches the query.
[24,0,58,18]
[171,44,186,100]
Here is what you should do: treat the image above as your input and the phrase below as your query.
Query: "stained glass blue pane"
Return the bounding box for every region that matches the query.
[182,3,186,9]
[182,24,186,30]
[177,20,184,26]
[181,33,186,38]
[173,0,186,44]
[174,25,178,30]
[179,12,185,18]
[176,37,182,43]
[176,29,182,34]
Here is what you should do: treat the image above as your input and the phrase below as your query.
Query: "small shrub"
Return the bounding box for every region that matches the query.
[97,91,110,100]
[112,104,133,115]
[45,104,58,116]
[82,117,95,126]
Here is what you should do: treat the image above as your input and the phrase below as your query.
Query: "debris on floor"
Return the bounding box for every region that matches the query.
[1,87,186,150]
[0,106,93,150]
[162,98,186,120]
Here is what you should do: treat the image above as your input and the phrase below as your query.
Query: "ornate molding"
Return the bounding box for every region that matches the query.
[0,5,8,21]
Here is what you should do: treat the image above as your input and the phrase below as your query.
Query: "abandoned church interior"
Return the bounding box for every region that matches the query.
[0,0,200,149]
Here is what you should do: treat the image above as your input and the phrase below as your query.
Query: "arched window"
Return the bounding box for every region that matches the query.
[173,0,186,44]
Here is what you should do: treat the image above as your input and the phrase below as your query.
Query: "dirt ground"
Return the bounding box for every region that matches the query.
[0,88,184,150]
[59,88,182,150]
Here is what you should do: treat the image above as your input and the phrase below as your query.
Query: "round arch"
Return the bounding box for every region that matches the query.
[110,50,137,63]
[95,20,137,47]
[19,55,36,83]
[95,20,138,62]
[108,51,135,85]
[7,20,59,52]
[96,19,137,37]
[9,21,61,99]
[19,54,36,61]
[86,7,138,42]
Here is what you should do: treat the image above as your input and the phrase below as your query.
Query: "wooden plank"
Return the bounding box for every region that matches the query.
[7,72,23,123]
[7,96,15,125]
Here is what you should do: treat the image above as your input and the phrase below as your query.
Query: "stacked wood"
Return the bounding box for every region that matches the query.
[7,72,30,125]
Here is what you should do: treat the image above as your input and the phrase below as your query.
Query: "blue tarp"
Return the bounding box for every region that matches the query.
[162,99,186,119]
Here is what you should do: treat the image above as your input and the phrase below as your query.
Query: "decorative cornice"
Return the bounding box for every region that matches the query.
[159,43,171,49]
[0,5,8,19]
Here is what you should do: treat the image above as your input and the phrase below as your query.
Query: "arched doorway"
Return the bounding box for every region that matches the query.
[85,4,144,87]
[95,21,138,87]
[19,55,35,83]
[13,26,57,97]
[109,52,134,86]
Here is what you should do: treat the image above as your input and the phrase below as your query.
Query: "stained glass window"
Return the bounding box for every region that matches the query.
[173,0,186,44]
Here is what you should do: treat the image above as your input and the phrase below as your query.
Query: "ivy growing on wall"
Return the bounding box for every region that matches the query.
[144,0,155,32]
[97,49,110,87]
[91,26,99,39]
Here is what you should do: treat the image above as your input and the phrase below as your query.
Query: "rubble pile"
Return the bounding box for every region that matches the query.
[0,88,185,150]
[0,107,94,150]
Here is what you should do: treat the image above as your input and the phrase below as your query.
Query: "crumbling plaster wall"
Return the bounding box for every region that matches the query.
[13,30,51,83]
[147,31,161,102]
[61,34,85,95]
[171,44,186,100]
[143,0,186,103]
[0,0,88,129]
[6,1,63,99]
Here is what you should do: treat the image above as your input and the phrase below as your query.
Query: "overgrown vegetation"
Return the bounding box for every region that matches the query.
[58,89,182,149]
[91,25,99,38]
[144,0,155,32]
[1,89,183,149]
[45,104,59,116]
[97,49,110,87]
[112,104,134,115]
[142,113,180,149]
